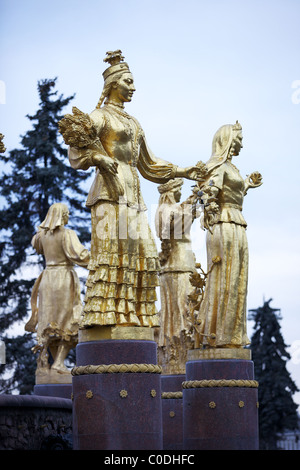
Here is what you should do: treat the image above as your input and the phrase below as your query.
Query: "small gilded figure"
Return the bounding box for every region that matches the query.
[155,178,198,373]
[25,203,90,378]
[196,121,262,349]
[59,50,207,330]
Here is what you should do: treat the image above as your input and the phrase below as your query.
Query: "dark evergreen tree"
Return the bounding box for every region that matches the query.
[249,299,299,449]
[0,78,91,394]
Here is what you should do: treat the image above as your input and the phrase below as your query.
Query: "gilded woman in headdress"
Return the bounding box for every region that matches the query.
[25,203,90,375]
[60,50,206,329]
[155,178,198,373]
[197,122,262,349]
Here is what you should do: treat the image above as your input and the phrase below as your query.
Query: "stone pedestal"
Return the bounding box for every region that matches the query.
[183,349,259,450]
[34,384,72,399]
[161,374,185,450]
[33,368,73,399]
[72,327,163,450]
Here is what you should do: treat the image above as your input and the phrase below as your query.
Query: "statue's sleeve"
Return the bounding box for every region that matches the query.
[137,136,178,183]
[208,166,225,190]
[31,231,44,255]
[68,110,106,171]
[62,229,90,267]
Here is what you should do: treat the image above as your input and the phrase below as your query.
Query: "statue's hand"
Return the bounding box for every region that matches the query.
[93,154,118,175]
[184,164,207,181]
[245,171,263,191]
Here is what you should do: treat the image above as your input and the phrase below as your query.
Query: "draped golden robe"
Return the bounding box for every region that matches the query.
[198,161,250,348]
[68,104,178,328]
[29,227,90,347]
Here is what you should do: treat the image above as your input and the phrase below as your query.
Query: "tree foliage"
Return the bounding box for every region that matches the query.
[249,299,299,449]
[0,78,91,393]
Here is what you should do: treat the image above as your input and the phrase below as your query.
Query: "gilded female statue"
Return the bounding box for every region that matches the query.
[0,133,5,153]
[155,178,198,373]
[196,121,262,349]
[59,50,206,329]
[25,203,90,376]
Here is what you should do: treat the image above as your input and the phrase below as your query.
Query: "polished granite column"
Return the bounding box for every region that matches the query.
[183,348,259,450]
[72,326,162,450]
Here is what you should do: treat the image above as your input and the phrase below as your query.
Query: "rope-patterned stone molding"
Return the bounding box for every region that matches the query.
[72,363,162,376]
[161,392,183,399]
[182,379,259,389]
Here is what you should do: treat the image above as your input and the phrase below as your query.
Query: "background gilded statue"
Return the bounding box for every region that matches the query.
[194,121,262,349]
[155,178,198,373]
[59,50,207,329]
[25,203,90,377]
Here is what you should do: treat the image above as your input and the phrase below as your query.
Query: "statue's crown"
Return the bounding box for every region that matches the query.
[103,50,130,80]
[232,120,242,131]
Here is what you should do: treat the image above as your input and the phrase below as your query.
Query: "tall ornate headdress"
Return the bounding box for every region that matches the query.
[96,50,131,109]
[102,50,130,81]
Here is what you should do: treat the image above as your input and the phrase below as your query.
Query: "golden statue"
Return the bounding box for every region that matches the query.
[25,203,90,382]
[192,121,262,350]
[155,178,199,374]
[0,133,6,153]
[59,50,207,331]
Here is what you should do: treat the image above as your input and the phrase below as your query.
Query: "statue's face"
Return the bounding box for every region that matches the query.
[174,189,182,202]
[231,132,243,156]
[115,73,136,102]
[62,210,69,225]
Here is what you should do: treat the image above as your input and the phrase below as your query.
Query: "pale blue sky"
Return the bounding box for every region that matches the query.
[1,0,300,405]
